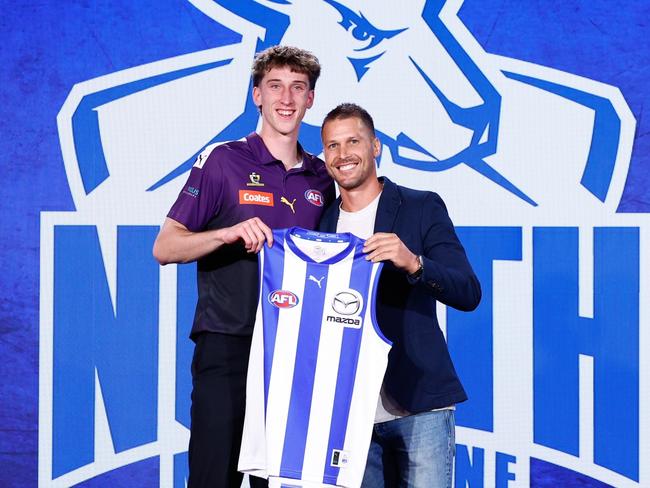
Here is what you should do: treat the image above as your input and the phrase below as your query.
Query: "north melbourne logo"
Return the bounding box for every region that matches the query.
[42,0,641,486]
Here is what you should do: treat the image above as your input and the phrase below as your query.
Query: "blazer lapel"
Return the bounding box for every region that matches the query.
[374,177,401,233]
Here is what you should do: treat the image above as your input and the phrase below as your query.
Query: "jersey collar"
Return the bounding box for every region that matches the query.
[246,132,317,174]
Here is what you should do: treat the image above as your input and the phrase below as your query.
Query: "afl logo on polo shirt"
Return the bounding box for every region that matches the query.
[239,190,274,206]
[304,189,324,207]
[268,290,299,308]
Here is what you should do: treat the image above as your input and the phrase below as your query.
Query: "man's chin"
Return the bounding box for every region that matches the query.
[335,178,361,191]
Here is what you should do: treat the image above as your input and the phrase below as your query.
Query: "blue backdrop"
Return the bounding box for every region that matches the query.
[1,1,648,487]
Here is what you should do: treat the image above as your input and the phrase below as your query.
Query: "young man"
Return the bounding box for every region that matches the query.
[153,46,334,488]
[319,103,481,488]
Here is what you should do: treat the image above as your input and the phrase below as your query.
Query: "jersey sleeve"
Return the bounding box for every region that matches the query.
[166,145,224,232]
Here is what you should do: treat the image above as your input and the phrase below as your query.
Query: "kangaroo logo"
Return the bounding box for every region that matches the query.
[54,0,633,220]
[42,1,642,488]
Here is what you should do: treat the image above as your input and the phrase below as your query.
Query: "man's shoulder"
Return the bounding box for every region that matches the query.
[389,179,445,208]
[303,151,330,177]
[194,137,253,170]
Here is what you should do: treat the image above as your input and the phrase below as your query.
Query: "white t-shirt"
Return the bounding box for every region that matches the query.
[336,191,454,423]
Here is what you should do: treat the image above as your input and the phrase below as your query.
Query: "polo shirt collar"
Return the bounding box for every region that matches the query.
[245,132,317,174]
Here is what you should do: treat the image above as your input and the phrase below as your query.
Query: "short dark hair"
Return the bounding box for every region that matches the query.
[252,45,321,90]
[322,103,376,136]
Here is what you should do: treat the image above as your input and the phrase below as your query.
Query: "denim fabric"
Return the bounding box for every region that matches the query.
[361,409,455,488]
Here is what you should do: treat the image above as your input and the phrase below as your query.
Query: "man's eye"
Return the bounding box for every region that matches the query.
[324,0,407,52]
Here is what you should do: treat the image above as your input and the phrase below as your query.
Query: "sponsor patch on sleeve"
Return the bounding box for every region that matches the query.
[182,186,200,198]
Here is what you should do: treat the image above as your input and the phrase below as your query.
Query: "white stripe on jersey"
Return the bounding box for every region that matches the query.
[239,227,391,488]
[301,252,353,478]
[266,249,308,474]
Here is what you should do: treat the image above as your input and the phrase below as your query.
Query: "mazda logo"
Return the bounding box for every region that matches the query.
[332,291,361,315]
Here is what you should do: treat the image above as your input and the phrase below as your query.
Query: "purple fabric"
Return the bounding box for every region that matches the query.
[169,133,333,232]
[166,132,334,337]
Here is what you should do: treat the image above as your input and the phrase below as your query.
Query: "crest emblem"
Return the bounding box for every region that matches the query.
[247,172,264,187]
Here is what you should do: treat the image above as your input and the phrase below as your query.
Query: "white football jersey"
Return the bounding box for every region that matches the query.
[239,227,392,488]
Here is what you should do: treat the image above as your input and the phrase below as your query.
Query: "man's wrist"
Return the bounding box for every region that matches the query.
[408,254,424,280]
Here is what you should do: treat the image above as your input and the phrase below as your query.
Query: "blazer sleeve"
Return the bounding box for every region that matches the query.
[417,192,481,311]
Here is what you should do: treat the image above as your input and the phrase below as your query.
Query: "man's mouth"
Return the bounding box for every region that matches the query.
[276,109,295,118]
[335,160,359,173]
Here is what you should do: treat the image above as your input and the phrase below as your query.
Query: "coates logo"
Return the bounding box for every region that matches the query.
[304,189,324,207]
[268,290,299,309]
[239,190,274,206]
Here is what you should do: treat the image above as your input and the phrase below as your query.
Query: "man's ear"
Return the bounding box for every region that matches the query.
[252,85,261,107]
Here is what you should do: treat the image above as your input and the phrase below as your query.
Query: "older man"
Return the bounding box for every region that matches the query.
[319,103,481,488]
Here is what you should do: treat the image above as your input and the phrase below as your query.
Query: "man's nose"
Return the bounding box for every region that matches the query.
[338,145,350,159]
[280,86,292,104]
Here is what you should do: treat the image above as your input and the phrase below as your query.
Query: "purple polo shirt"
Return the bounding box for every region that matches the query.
[168,132,334,338]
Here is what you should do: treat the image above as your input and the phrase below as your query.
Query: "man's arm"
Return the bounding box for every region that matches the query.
[362,233,420,274]
[152,217,274,265]
[362,192,481,311]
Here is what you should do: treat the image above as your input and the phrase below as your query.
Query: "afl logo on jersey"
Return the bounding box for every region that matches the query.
[268,290,299,308]
[304,189,324,207]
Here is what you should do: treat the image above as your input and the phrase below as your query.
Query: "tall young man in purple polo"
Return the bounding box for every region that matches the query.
[153,46,334,488]
[319,103,481,488]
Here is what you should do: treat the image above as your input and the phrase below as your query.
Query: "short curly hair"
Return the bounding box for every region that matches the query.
[252,45,321,90]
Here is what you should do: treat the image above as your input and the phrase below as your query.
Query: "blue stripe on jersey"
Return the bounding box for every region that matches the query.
[262,230,286,411]
[279,261,329,479]
[322,241,374,485]
[370,262,390,346]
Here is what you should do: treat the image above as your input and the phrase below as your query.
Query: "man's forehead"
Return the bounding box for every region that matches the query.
[323,117,372,138]
[261,65,310,83]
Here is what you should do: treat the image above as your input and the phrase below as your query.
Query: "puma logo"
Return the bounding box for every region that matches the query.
[309,275,324,288]
[281,196,296,214]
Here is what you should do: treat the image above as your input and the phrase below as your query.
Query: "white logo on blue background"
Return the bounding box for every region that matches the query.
[39,1,645,487]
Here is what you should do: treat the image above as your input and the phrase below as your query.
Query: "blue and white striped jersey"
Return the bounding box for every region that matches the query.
[239,227,391,488]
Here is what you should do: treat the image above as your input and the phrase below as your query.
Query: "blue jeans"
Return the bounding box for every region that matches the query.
[361,409,455,488]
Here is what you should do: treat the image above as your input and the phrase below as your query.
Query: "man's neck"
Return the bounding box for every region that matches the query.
[340,178,383,212]
[259,128,301,170]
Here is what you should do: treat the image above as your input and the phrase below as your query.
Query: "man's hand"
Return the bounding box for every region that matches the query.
[219,217,274,253]
[363,232,419,274]
[153,217,273,265]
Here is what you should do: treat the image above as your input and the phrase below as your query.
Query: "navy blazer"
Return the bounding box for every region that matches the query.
[319,177,481,411]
